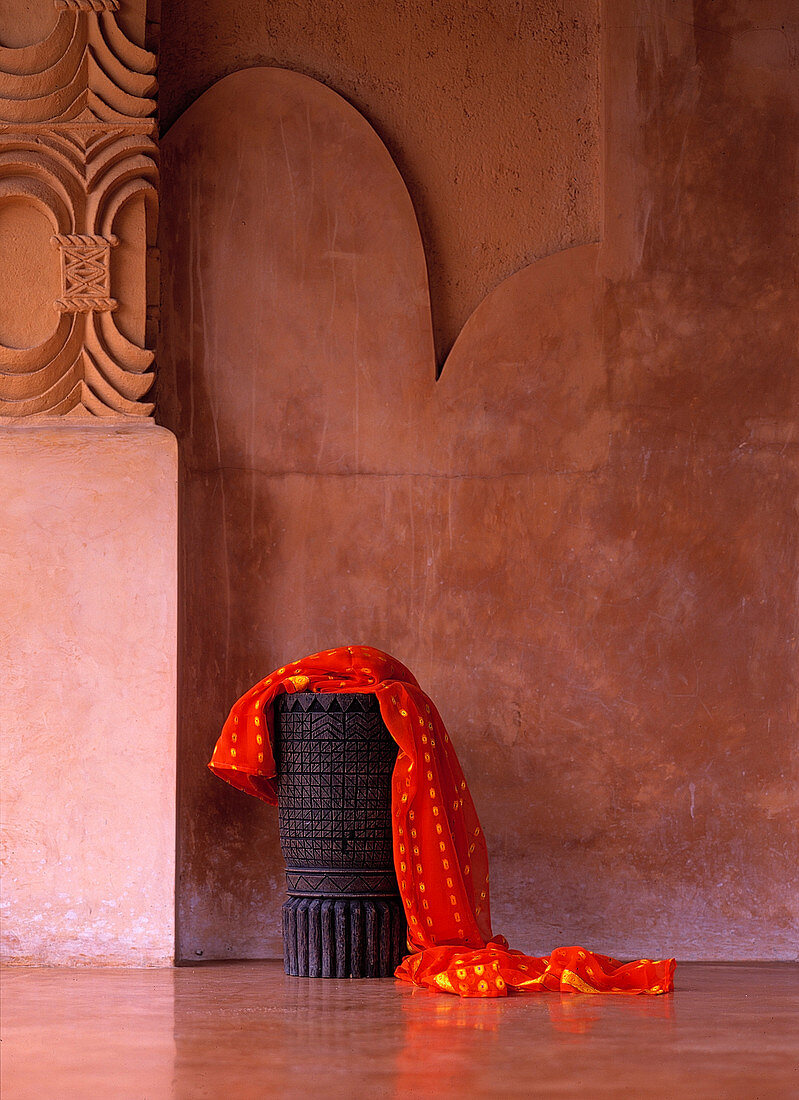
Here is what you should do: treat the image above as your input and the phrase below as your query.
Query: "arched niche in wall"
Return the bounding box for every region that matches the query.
[0,193,62,348]
[159,66,601,962]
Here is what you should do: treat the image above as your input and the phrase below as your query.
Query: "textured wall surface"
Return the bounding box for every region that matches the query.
[158,0,600,364]
[0,426,177,964]
[159,0,798,964]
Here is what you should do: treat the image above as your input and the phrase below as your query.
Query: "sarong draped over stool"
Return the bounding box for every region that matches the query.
[209,645,676,998]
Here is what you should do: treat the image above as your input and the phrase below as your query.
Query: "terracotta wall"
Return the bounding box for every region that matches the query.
[158,0,798,963]
[159,0,600,365]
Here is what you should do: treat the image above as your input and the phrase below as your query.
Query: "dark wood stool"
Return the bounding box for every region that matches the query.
[275,691,407,978]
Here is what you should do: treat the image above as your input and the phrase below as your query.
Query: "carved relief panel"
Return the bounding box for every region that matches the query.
[0,0,157,418]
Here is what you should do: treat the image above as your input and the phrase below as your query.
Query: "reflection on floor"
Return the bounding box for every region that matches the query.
[2,961,798,1098]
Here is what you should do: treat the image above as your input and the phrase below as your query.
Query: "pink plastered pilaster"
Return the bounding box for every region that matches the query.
[0,424,177,965]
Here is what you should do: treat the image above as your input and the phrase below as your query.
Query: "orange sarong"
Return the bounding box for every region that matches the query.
[209,645,676,997]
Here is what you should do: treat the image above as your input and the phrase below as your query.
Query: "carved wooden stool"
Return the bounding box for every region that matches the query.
[275,691,407,978]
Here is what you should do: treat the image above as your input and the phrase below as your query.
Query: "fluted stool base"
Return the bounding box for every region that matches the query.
[282,896,406,978]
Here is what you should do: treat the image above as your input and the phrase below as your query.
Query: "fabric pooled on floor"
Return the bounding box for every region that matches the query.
[209,645,676,997]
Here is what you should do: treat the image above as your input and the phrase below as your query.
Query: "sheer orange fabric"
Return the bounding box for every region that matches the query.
[209,645,676,997]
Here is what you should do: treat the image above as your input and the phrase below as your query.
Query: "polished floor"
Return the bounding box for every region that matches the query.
[2,961,798,1098]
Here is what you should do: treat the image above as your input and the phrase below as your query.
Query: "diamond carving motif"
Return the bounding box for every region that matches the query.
[53,233,117,313]
[0,0,157,419]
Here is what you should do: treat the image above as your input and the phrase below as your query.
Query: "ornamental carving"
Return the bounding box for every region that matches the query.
[0,0,157,419]
[53,233,117,313]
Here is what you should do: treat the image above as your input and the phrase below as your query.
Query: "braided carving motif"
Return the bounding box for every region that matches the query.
[54,1,121,11]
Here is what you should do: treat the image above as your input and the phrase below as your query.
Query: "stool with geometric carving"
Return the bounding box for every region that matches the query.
[275,692,407,978]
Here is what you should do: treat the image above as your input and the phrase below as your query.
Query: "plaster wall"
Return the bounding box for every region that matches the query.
[159,0,798,965]
[159,0,600,365]
[0,426,178,965]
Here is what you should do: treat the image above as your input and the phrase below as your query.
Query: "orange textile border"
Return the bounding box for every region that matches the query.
[209,645,676,998]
